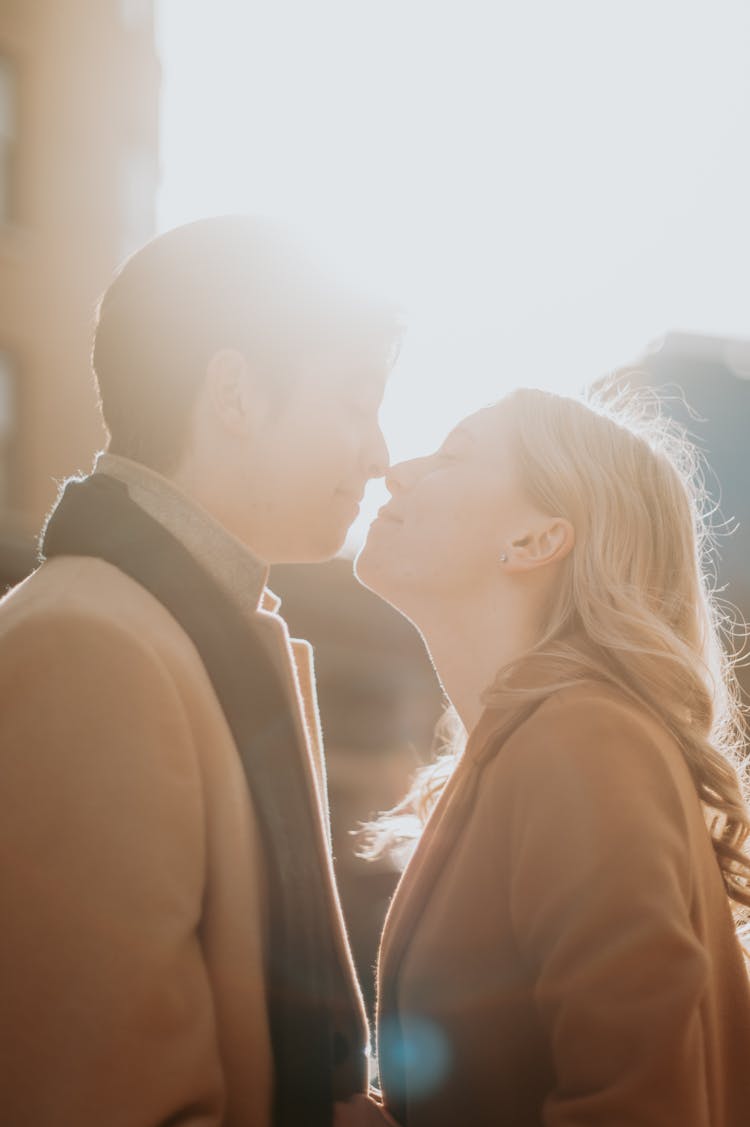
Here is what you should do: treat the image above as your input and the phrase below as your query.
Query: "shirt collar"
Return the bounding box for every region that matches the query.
[95,452,274,619]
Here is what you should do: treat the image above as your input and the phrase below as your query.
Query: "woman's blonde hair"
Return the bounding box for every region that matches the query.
[364,377,750,917]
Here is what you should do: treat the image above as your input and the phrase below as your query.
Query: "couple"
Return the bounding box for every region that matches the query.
[1,216,749,1127]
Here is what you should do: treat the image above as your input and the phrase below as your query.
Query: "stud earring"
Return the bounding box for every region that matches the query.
[500,553,508,563]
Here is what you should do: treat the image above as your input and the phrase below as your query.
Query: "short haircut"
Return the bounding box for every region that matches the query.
[92,215,402,472]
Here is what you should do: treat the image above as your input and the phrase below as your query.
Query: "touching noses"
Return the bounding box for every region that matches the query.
[385,455,424,497]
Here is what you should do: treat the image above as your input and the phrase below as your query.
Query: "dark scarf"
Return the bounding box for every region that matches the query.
[41,472,366,1127]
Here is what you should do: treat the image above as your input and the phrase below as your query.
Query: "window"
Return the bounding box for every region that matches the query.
[0,351,16,510]
[0,55,17,224]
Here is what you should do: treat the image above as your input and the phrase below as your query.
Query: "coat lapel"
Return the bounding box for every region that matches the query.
[377,700,541,1017]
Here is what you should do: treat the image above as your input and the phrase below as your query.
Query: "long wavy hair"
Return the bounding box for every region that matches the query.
[363,378,750,918]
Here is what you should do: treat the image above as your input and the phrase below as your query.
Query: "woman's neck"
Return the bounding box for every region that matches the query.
[416,589,540,734]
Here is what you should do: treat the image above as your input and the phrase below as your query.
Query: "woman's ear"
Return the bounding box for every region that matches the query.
[204,348,262,438]
[503,517,575,572]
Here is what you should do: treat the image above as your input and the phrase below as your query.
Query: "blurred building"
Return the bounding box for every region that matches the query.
[0,0,159,557]
[634,331,750,700]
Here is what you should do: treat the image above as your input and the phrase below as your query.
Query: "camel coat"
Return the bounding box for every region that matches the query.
[0,456,365,1126]
[376,682,750,1127]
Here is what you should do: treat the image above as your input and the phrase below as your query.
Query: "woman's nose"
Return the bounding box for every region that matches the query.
[385,456,424,495]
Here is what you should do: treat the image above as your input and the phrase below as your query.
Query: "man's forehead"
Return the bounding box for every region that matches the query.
[299,355,388,402]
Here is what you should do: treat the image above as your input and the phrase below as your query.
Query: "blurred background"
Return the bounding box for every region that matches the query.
[0,0,748,1014]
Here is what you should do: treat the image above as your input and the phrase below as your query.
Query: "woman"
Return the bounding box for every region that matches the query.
[340,383,750,1127]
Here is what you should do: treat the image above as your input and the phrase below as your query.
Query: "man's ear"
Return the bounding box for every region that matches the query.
[204,348,264,438]
[503,517,575,572]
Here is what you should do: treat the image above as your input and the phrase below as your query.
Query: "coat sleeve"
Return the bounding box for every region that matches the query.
[506,694,712,1127]
[0,610,229,1126]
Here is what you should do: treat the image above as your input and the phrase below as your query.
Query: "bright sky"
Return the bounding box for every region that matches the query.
[156,0,750,543]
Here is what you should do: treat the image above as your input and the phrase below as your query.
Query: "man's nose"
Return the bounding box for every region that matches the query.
[364,423,390,481]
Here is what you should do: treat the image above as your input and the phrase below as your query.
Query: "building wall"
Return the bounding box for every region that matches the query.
[0,0,159,533]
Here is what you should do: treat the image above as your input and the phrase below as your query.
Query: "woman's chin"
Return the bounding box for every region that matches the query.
[354,548,422,632]
[353,540,383,591]
[354,537,398,599]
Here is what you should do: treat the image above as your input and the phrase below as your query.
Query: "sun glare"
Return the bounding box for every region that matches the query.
[156,0,750,546]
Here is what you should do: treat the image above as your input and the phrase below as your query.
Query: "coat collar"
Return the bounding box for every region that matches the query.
[95,452,272,620]
[95,453,329,814]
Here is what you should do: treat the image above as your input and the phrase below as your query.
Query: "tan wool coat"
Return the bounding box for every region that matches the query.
[376,682,750,1127]
[0,457,365,1127]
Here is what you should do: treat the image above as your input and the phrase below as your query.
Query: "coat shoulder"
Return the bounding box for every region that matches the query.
[479,681,696,814]
[0,555,210,684]
[2,555,182,637]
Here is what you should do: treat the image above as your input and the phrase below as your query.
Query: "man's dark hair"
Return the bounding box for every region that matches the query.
[92,215,402,473]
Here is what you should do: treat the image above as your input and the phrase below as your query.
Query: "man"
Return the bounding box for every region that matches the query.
[0,217,401,1126]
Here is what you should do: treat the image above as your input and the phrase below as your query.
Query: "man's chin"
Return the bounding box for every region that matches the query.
[286,523,350,566]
